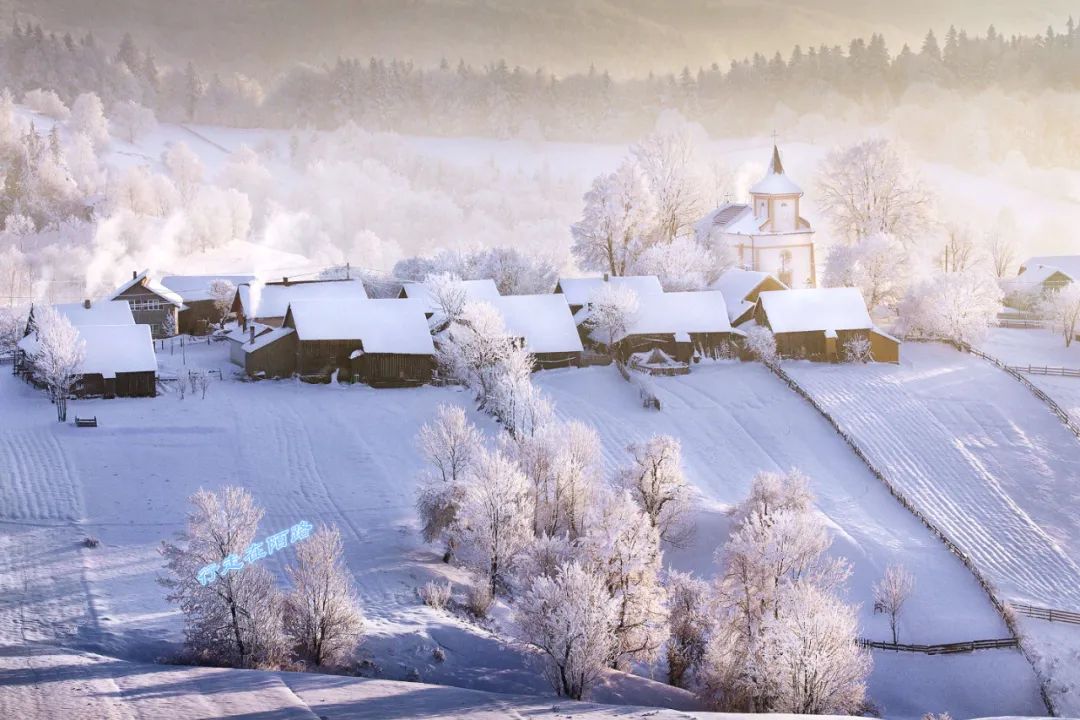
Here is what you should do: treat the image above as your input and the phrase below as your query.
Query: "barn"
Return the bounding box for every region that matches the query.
[600,290,744,363]
[18,322,157,398]
[712,267,788,326]
[491,295,584,369]
[160,274,255,334]
[232,277,369,328]
[108,270,185,338]
[754,287,900,363]
[283,299,435,385]
[554,275,663,315]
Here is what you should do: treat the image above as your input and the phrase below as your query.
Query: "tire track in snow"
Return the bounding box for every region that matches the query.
[0,429,83,521]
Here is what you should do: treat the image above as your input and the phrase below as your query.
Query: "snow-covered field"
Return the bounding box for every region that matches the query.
[0,336,1056,719]
[784,342,1080,713]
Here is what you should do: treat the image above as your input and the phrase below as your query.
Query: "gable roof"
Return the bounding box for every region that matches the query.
[109,270,184,307]
[712,268,788,324]
[758,287,872,334]
[555,275,664,307]
[19,323,156,378]
[160,275,256,303]
[285,299,434,354]
[400,278,501,314]
[614,291,739,342]
[492,295,584,354]
[41,300,135,328]
[238,278,369,320]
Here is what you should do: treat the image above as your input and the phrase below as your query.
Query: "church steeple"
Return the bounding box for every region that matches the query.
[770,143,784,175]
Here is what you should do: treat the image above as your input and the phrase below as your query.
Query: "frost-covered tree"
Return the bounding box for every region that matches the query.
[941,223,980,273]
[817,138,933,248]
[572,158,657,276]
[159,487,288,669]
[633,235,728,291]
[66,132,105,196]
[873,563,914,644]
[665,570,712,690]
[824,232,906,310]
[1039,283,1080,348]
[744,325,777,364]
[160,311,177,338]
[515,561,616,700]
[630,116,712,243]
[453,448,534,596]
[415,404,482,559]
[584,283,638,357]
[30,305,85,422]
[23,89,69,120]
[898,270,1002,345]
[285,524,365,667]
[751,583,871,714]
[984,211,1020,279]
[617,435,693,546]
[110,99,157,143]
[0,306,26,361]
[209,278,237,327]
[437,300,515,407]
[69,92,110,149]
[584,489,668,669]
[425,272,469,323]
[843,334,873,363]
[163,142,205,207]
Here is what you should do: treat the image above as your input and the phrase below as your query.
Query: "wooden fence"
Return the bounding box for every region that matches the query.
[997,318,1050,329]
[1007,364,1080,378]
[1011,603,1080,625]
[858,638,1018,654]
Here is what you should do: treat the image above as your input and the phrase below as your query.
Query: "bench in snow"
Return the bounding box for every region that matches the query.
[74,416,98,428]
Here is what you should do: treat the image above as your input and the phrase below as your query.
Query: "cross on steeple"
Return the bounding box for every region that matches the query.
[771,129,779,143]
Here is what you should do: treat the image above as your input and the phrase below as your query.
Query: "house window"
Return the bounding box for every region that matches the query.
[129,298,165,312]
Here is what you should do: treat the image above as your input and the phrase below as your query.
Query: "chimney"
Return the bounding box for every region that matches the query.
[603,272,609,282]
[249,326,255,344]
[83,299,91,309]
[282,276,289,285]
[132,270,137,279]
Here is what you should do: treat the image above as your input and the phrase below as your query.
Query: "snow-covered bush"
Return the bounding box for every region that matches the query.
[843,334,873,363]
[23,89,69,120]
[160,312,177,338]
[70,92,110,149]
[415,405,481,558]
[1038,283,1080,348]
[466,582,494,618]
[514,561,616,700]
[898,270,1002,346]
[744,325,778,364]
[285,524,365,667]
[419,579,453,610]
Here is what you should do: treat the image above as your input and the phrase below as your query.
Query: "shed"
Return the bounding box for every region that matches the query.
[18,323,157,397]
[754,287,900,363]
[160,274,255,334]
[606,290,743,363]
[554,275,664,315]
[491,295,584,369]
[284,299,435,385]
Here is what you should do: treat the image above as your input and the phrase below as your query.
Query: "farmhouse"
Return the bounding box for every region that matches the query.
[554,275,663,315]
[283,299,435,385]
[754,287,900,363]
[492,295,584,369]
[603,290,744,363]
[712,267,788,326]
[695,145,816,289]
[108,269,185,338]
[160,274,255,334]
[17,321,157,398]
[232,277,369,328]
[399,278,501,319]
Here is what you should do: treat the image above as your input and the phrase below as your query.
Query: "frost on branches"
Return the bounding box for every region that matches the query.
[30,305,86,422]
[898,270,1002,346]
[873,563,915,645]
[584,283,639,357]
[209,278,237,327]
[825,232,907,311]
[1039,283,1080,348]
[415,405,482,560]
[617,434,694,546]
[744,325,778,365]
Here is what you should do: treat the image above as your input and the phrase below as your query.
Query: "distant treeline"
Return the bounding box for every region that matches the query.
[3,18,1080,140]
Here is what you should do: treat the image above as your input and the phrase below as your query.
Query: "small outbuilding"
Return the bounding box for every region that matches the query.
[492,295,584,369]
[226,324,297,379]
[603,290,744,363]
[754,287,900,363]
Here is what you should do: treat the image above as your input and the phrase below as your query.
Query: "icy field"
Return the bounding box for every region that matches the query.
[0,339,1060,718]
[785,342,1080,712]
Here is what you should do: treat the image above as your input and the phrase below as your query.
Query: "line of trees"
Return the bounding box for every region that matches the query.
[3,18,1080,141]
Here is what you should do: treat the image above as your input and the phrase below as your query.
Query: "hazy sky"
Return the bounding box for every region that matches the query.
[8,0,1077,76]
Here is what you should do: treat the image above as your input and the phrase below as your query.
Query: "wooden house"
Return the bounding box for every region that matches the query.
[554,275,663,315]
[712,267,788,326]
[283,298,435,386]
[754,287,900,363]
[232,277,369,328]
[15,299,136,376]
[226,324,298,379]
[18,321,156,398]
[160,274,255,334]
[597,290,744,363]
[492,295,584,369]
[108,270,185,338]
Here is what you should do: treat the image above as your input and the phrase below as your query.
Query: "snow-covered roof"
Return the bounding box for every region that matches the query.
[225,322,272,344]
[238,279,369,320]
[694,204,753,242]
[1020,256,1080,280]
[749,145,803,196]
[109,269,185,307]
[711,268,788,323]
[286,299,434,354]
[492,295,584,354]
[758,288,873,334]
[43,300,135,327]
[19,323,156,378]
[614,291,739,342]
[160,275,256,303]
[400,278,501,314]
[245,327,294,353]
[1002,264,1073,296]
[555,275,664,307]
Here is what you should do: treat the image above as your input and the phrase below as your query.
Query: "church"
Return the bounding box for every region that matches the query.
[695,145,816,288]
